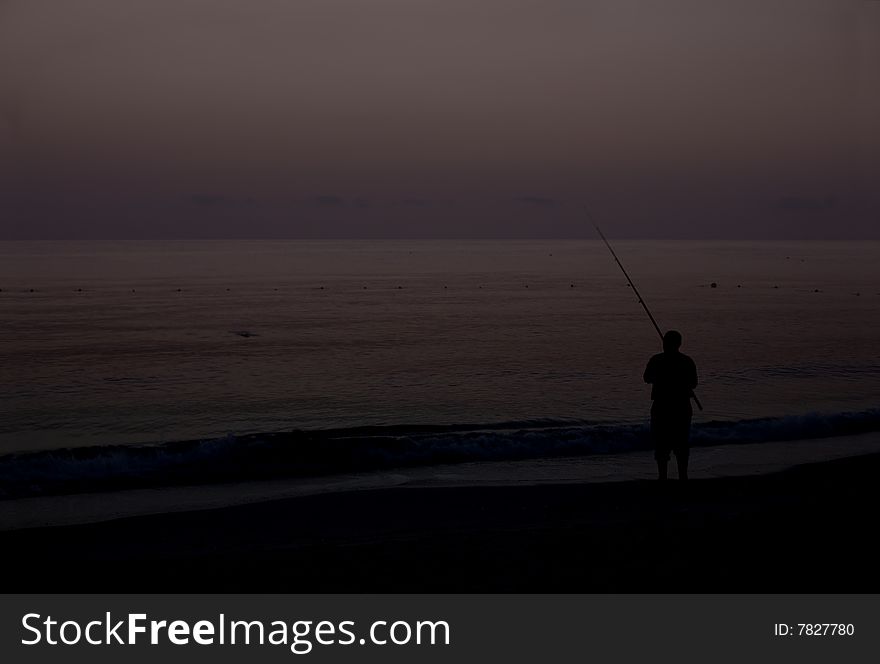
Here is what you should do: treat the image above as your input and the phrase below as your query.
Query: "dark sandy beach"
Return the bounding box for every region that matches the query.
[2,450,878,593]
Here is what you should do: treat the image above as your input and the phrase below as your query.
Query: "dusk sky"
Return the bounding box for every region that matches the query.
[1,0,878,239]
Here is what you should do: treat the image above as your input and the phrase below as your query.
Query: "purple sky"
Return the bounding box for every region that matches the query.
[1,0,878,239]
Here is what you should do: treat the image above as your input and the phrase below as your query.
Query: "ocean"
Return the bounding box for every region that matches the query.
[1,239,878,496]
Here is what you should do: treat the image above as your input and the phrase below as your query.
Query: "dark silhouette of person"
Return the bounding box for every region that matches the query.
[643,330,697,481]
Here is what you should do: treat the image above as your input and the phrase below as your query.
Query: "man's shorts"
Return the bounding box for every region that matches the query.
[651,400,693,462]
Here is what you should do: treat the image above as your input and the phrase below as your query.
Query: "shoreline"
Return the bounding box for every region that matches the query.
[1,431,878,531]
[2,439,880,592]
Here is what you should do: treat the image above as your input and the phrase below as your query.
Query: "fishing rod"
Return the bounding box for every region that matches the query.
[593,222,703,411]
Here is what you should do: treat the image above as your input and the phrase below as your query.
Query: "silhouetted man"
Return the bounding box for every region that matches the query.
[643,330,697,480]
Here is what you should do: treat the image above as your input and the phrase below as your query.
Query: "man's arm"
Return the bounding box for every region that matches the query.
[644,356,656,384]
[688,357,698,391]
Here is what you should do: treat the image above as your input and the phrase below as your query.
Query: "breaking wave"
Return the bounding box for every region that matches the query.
[1,409,879,499]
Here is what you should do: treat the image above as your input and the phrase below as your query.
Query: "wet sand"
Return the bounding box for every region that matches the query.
[2,445,879,592]
[2,432,878,531]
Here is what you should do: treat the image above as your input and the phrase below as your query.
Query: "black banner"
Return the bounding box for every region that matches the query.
[0,595,875,663]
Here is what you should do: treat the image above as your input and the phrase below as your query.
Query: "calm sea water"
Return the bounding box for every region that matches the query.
[1,240,878,455]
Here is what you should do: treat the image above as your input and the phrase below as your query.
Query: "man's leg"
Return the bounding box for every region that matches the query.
[676,450,689,481]
[651,407,669,481]
[657,458,668,481]
[655,445,670,481]
[676,411,693,481]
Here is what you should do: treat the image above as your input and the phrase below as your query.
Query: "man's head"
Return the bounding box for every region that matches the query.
[663,330,682,353]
